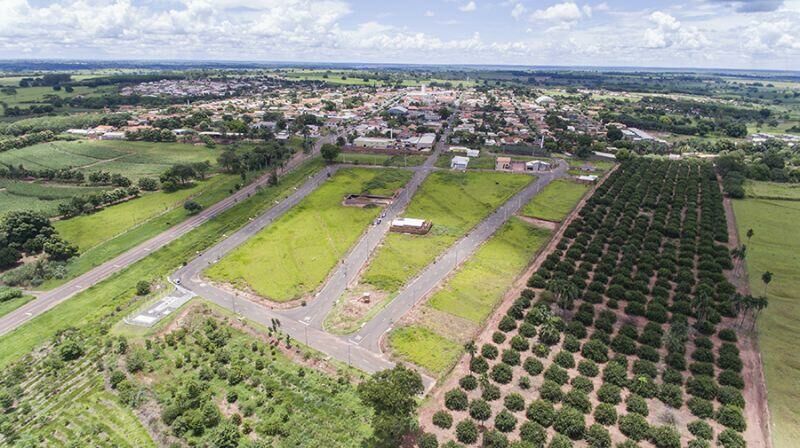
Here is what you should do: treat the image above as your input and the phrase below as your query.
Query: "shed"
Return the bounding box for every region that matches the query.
[451,156,470,170]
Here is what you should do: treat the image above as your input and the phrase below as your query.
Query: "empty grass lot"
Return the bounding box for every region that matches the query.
[388,326,462,375]
[733,198,800,448]
[361,171,533,293]
[520,179,589,222]
[335,152,427,167]
[743,180,800,200]
[0,159,323,369]
[0,179,106,216]
[206,168,412,302]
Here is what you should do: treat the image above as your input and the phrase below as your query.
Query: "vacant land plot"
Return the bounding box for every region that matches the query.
[743,180,800,200]
[0,179,106,216]
[335,152,427,167]
[0,140,218,180]
[520,179,589,222]
[55,174,237,251]
[389,219,550,375]
[361,171,533,293]
[567,158,615,175]
[733,198,800,448]
[207,168,411,302]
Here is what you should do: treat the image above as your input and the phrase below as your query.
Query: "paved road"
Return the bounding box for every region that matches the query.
[0,134,337,337]
[282,115,458,327]
[350,159,568,352]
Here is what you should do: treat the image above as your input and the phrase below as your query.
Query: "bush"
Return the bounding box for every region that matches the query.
[456,420,479,444]
[511,335,530,351]
[688,420,713,440]
[482,383,502,401]
[577,360,598,377]
[469,398,492,421]
[523,357,544,376]
[553,406,585,440]
[718,329,737,342]
[565,390,592,414]
[470,356,489,374]
[585,424,611,448]
[493,332,506,344]
[716,405,746,432]
[460,375,478,391]
[544,365,569,385]
[717,428,746,448]
[135,280,151,296]
[596,384,621,404]
[657,383,684,408]
[527,399,556,427]
[482,344,499,359]
[445,389,468,411]
[504,393,525,412]
[688,440,710,448]
[687,397,714,418]
[419,433,439,448]
[499,316,517,332]
[433,411,453,429]
[581,340,609,363]
[602,362,628,387]
[593,403,617,426]
[718,370,744,389]
[491,363,514,384]
[618,413,650,441]
[554,351,575,369]
[502,349,521,366]
[649,425,680,448]
[494,409,517,433]
[687,375,718,400]
[625,394,649,417]
[571,376,594,393]
[519,421,547,446]
[482,430,509,448]
[718,386,745,408]
[548,434,573,448]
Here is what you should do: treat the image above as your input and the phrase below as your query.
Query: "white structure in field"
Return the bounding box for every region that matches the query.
[451,156,470,170]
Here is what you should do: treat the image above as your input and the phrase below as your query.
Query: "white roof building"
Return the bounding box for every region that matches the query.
[391,218,427,228]
[451,156,470,170]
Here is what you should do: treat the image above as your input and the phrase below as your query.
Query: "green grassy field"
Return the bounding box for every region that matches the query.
[0,85,114,108]
[280,70,476,88]
[567,159,615,176]
[335,152,427,167]
[0,140,219,180]
[55,174,236,251]
[388,326,462,375]
[361,171,533,293]
[0,288,34,318]
[0,159,324,369]
[206,168,412,302]
[520,179,589,222]
[733,198,800,448]
[744,180,800,200]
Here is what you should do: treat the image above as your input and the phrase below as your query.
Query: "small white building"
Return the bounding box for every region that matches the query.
[100,131,126,140]
[577,175,598,184]
[353,136,395,150]
[526,160,551,171]
[451,156,470,170]
[466,149,480,158]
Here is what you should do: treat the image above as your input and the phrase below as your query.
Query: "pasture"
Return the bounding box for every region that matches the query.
[0,179,105,216]
[733,198,800,448]
[743,180,800,200]
[0,140,219,181]
[335,152,427,167]
[361,171,533,293]
[520,179,589,222]
[206,168,411,302]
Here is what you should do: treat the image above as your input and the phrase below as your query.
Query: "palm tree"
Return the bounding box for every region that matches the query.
[464,341,477,360]
[750,296,769,330]
[731,245,746,278]
[548,279,579,316]
[730,293,745,323]
[746,228,754,245]
[739,295,756,327]
[761,271,773,296]
[691,290,713,323]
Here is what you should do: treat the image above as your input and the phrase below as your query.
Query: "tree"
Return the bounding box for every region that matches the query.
[321,143,341,163]
[137,177,159,191]
[548,279,579,315]
[184,200,203,215]
[750,296,769,330]
[43,238,79,261]
[0,247,21,270]
[746,228,754,244]
[358,365,423,447]
[136,281,151,296]
[606,125,624,142]
[691,290,713,323]
[464,341,477,360]
[761,271,773,296]
[208,422,241,448]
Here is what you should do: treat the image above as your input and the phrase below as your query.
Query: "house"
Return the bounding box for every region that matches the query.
[451,156,470,170]
[404,133,436,151]
[526,160,551,171]
[353,136,395,150]
[387,106,409,116]
[390,217,432,235]
[496,156,512,171]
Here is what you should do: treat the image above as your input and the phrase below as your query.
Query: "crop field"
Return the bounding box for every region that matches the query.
[335,152,427,167]
[389,218,551,375]
[206,168,412,302]
[0,179,106,216]
[55,174,237,251]
[0,85,113,108]
[733,198,800,448]
[361,171,533,293]
[521,179,590,222]
[0,159,324,369]
[743,180,800,200]
[0,140,218,180]
[422,159,756,448]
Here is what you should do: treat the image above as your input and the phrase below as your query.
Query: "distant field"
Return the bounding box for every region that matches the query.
[0,85,113,108]
[335,152,427,167]
[55,174,237,251]
[281,70,476,87]
[520,179,589,222]
[206,168,412,302]
[361,171,533,293]
[0,179,106,216]
[0,140,219,180]
[733,198,800,448]
[744,180,800,200]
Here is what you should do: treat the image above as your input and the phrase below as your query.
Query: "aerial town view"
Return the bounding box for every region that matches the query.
[0,1,798,447]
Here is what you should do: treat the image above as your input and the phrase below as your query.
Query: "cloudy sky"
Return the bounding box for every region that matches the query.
[2,0,800,70]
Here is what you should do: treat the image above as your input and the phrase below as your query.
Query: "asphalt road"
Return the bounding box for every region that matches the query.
[0,134,336,337]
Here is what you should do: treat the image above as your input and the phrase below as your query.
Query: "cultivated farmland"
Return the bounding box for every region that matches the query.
[206,168,412,302]
[422,159,759,448]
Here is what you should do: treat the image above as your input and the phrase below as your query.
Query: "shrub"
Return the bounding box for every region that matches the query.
[649,425,681,448]
[571,376,594,393]
[544,365,569,385]
[554,351,575,369]
[593,403,617,426]
[482,383,502,401]
[553,406,585,440]
[504,393,525,412]
[469,399,492,421]
[470,357,489,374]
[687,375,718,400]
[456,420,478,444]
[482,430,509,448]
[581,340,609,363]
[657,383,684,408]
[688,420,713,440]
[718,329,737,342]
[482,344,499,359]
[563,334,582,353]
[419,433,439,448]
[519,322,537,338]
[629,376,657,398]
[565,390,592,414]
[519,376,532,390]
[577,360,598,377]
[491,363,514,384]
[597,383,621,404]
[718,386,745,408]
[519,421,547,446]
[602,362,628,387]
[460,375,478,391]
[499,316,517,332]
[548,434,574,448]
[687,397,714,418]
[502,349,521,366]
[716,405,746,432]
[618,413,650,441]
[493,331,507,344]
[432,411,453,429]
[494,409,517,433]
[527,399,556,427]
[511,336,530,352]
[662,368,684,385]
[688,440,710,448]
[540,379,564,403]
[610,335,636,355]
[625,394,649,417]
[717,428,746,448]
[585,424,611,448]
[718,370,744,390]
[445,389,468,411]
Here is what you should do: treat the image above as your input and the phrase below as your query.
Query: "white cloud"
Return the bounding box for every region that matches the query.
[511,3,527,19]
[642,11,709,50]
[425,10,435,17]
[531,2,584,22]
[459,1,477,12]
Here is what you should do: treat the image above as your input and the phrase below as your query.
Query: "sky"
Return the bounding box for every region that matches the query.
[1,0,800,70]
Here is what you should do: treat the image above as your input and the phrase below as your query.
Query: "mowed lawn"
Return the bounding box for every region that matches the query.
[0,140,218,181]
[521,179,589,222]
[362,171,533,293]
[207,168,411,302]
[55,174,236,251]
[733,198,800,448]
